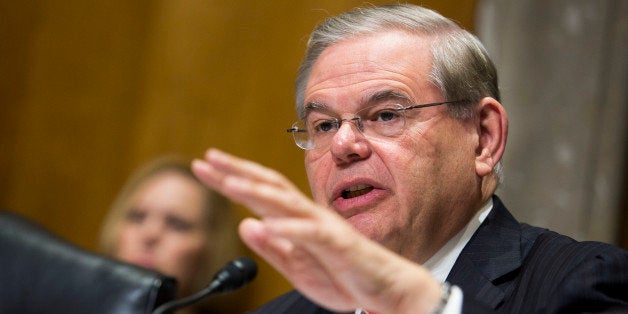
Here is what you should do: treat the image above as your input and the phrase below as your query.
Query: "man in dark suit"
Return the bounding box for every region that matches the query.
[192,4,628,313]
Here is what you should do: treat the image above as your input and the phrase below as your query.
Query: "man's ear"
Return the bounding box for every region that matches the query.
[475,97,508,177]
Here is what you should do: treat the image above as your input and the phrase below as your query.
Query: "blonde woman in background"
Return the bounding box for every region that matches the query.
[100,156,244,313]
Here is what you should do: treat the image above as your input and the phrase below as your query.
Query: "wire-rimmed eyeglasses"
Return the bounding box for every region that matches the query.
[286,100,467,150]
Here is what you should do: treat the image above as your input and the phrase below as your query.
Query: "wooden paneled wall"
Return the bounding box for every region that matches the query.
[0,1,475,310]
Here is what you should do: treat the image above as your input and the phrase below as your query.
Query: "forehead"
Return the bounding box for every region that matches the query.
[305,31,436,108]
[132,172,206,213]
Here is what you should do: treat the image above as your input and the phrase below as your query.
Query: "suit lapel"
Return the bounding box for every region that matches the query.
[446,196,525,309]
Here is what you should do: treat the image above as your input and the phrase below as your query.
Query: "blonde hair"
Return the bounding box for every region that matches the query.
[99,156,242,294]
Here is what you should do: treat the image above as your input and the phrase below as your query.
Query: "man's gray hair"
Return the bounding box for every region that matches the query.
[295,3,503,182]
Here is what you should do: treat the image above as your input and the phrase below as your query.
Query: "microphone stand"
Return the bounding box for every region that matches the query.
[152,280,221,314]
[152,256,257,314]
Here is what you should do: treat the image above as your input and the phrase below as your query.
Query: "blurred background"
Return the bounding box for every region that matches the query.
[1,0,626,312]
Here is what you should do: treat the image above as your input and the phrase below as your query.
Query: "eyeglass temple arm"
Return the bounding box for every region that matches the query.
[402,99,468,111]
[287,100,469,132]
[287,127,306,133]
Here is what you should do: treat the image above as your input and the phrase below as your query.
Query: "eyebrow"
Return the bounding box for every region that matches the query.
[302,90,412,117]
[304,101,328,112]
[301,102,331,120]
[368,90,411,104]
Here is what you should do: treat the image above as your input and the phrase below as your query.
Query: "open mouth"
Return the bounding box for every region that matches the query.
[341,184,374,199]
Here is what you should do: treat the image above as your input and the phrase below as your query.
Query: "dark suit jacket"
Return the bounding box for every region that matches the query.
[250,196,628,313]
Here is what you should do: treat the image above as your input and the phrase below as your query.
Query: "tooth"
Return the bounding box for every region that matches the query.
[347,184,370,192]
[341,185,373,199]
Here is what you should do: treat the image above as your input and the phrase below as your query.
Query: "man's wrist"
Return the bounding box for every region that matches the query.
[431,282,464,314]
[429,282,452,314]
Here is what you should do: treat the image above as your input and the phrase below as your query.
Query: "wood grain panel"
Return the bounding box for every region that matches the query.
[0,0,476,310]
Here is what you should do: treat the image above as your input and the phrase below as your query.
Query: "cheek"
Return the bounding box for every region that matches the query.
[304,152,330,203]
[156,236,207,294]
[399,119,474,172]
[397,121,478,205]
[379,133,434,184]
[376,129,446,214]
[159,236,207,271]
[114,226,138,258]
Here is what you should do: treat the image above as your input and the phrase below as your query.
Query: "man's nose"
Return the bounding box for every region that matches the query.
[329,120,371,164]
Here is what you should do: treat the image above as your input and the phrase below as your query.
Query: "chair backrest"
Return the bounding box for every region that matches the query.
[0,210,177,314]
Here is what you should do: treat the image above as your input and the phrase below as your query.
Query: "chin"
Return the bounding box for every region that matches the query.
[347,214,382,240]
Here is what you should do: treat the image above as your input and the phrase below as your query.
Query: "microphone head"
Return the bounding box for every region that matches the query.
[212,256,258,293]
[152,257,257,314]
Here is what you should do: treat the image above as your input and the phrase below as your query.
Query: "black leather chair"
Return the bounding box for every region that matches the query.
[0,210,177,314]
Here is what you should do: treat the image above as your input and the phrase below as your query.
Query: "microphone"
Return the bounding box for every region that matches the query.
[152,256,258,314]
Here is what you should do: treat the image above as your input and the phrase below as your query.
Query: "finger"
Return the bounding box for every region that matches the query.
[262,216,376,284]
[221,174,317,218]
[239,218,293,257]
[194,159,309,218]
[191,158,226,191]
[239,218,355,311]
[264,216,354,250]
[262,216,419,305]
[194,153,320,219]
[205,148,293,189]
[239,218,301,278]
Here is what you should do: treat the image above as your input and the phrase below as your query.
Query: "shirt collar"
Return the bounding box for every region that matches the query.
[423,199,493,282]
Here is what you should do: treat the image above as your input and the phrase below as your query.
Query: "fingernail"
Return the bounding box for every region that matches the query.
[191,159,209,173]
[208,148,228,162]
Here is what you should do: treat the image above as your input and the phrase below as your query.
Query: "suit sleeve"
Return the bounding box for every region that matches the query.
[543,243,628,313]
